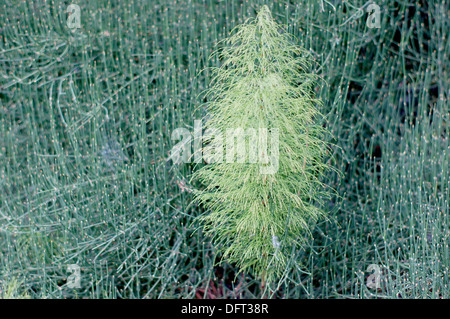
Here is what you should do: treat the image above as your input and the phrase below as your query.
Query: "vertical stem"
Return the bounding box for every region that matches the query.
[260,270,266,298]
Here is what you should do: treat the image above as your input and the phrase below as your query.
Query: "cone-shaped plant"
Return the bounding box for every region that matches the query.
[192,5,335,284]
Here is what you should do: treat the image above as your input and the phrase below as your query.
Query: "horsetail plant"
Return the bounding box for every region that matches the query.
[192,5,337,285]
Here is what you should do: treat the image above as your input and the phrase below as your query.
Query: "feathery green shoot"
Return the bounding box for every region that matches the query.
[192,5,336,284]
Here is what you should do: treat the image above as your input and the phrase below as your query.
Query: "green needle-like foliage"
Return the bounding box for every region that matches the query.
[192,5,336,284]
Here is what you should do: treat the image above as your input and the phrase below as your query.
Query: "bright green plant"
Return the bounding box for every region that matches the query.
[0,277,30,299]
[192,5,338,285]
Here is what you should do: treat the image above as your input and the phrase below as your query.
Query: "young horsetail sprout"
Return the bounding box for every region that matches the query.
[191,5,338,285]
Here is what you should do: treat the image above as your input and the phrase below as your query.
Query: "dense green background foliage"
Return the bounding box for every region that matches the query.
[0,0,448,298]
